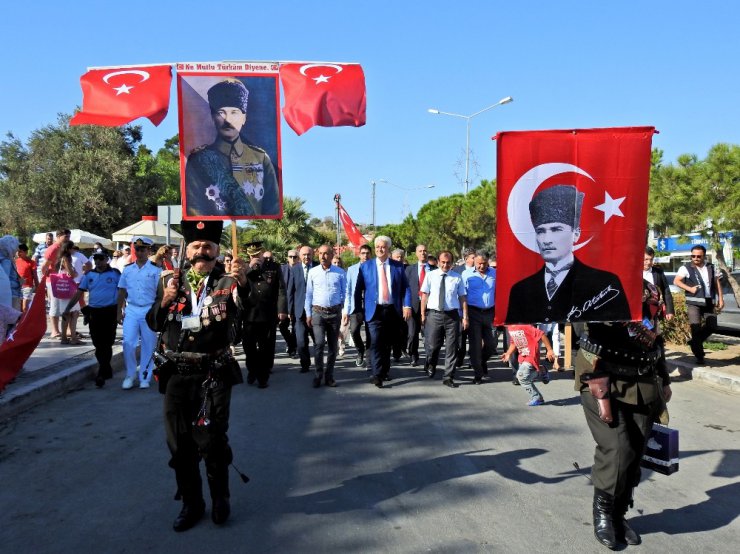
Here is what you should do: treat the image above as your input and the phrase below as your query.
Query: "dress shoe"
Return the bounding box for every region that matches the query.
[425,365,436,379]
[299,366,310,373]
[312,377,321,388]
[370,376,383,388]
[94,375,105,388]
[173,499,205,532]
[411,355,419,367]
[258,382,269,389]
[473,377,483,385]
[325,379,338,387]
[211,497,231,525]
[442,379,458,388]
[246,373,257,385]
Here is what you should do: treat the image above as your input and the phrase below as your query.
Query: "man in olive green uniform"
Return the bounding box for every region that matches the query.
[575,279,673,549]
[147,219,248,532]
[185,78,279,217]
[240,242,288,388]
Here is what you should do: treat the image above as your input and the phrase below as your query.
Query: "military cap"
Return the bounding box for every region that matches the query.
[91,251,108,260]
[529,185,584,229]
[132,236,154,247]
[244,241,264,257]
[181,220,223,245]
[207,79,249,113]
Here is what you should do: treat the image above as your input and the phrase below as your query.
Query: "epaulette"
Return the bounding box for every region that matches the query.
[189,144,209,156]
[245,142,267,155]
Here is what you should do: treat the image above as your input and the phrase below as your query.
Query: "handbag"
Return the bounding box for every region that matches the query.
[50,272,78,299]
[641,423,679,475]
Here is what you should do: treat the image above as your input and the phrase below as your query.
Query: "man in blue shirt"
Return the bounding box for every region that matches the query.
[421,251,468,388]
[305,245,347,387]
[64,252,121,387]
[343,243,372,367]
[463,251,496,383]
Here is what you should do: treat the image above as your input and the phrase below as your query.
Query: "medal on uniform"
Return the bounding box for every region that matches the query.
[204,296,213,306]
[202,318,211,327]
[168,313,174,321]
[215,314,222,322]
[176,314,182,322]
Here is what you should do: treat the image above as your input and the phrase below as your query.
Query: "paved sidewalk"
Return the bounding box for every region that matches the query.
[2,325,738,422]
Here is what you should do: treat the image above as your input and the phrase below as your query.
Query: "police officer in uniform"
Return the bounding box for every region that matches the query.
[147,220,247,532]
[240,241,288,388]
[185,78,279,217]
[575,279,672,549]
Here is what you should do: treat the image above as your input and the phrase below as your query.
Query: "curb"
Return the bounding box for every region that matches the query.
[667,358,740,393]
[0,348,124,422]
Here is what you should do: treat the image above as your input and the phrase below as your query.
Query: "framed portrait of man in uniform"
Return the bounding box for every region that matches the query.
[177,62,283,220]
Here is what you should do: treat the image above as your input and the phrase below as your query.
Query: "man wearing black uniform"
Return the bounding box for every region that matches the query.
[241,241,288,388]
[147,220,247,532]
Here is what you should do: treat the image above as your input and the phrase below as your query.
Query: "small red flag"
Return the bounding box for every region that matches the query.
[0,276,49,391]
[280,63,366,135]
[338,203,367,246]
[494,126,656,325]
[70,65,172,127]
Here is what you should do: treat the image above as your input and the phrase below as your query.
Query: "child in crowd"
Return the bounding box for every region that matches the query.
[502,324,555,406]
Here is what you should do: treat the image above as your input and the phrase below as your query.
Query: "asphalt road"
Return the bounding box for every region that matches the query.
[1,342,738,553]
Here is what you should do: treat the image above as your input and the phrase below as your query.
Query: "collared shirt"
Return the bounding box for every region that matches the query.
[464,267,496,309]
[543,253,575,298]
[376,257,393,305]
[677,263,711,298]
[344,262,362,314]
[305,264,346,312]
[79,266,121,307]
[421,270,466,311]
[642,269,654,285]
[70,251,89,284]
[118,260,161,309]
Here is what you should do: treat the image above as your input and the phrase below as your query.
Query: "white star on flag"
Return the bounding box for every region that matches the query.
[594,191,626,223]
[313,74,330,84]
[5,328,17,342]
[113,83,134,95]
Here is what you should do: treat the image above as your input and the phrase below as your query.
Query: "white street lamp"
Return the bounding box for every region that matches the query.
[428,96,513,194]
[371,179,435,227]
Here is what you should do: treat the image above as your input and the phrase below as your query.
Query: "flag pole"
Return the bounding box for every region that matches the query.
[231,220,238,258]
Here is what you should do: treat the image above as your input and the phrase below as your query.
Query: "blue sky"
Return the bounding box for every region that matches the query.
[2,1,738,226]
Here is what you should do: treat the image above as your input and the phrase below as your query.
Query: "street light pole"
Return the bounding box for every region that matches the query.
[428,96,513,194]
[370,179,435,228]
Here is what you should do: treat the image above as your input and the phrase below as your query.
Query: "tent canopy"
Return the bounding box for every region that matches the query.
[111,216,183,244]
[33,229,113,249]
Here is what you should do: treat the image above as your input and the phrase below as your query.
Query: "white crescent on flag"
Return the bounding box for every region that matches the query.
[338,203,366,246]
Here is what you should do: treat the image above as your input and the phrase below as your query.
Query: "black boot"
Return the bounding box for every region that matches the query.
[593,488,617,550]
[173,465,205,532]
[614,491,641,545]
[207,466,231,525]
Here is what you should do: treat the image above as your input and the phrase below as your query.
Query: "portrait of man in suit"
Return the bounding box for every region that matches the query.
[505,185,629,324]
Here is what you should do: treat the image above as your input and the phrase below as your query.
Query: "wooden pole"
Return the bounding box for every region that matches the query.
[564,323,572,369]
[231,220,238,257]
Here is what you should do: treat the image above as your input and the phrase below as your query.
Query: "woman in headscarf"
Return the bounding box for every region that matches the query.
[0,235,22,311]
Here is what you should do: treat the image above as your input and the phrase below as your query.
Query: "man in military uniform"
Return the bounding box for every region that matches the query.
[575,279,672,549]
[146,220,247,532]
[240,241,288,388]
[185,78,279,217]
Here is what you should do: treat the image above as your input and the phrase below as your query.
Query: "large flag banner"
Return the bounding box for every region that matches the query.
[70,65,172,127]
[280,63,366,136]
[338,203,367,246]
[177,62,283,220]
[0,276,48,391]
[494,127,655,325]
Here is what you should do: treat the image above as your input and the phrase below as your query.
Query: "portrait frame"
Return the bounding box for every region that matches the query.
[177,62,283,220]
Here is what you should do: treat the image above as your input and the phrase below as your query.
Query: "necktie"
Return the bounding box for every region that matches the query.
[304,265,309,283]
[419,264,426,289]
[545,263,573,298]
[380,262,390,304]
[438,273,446,311]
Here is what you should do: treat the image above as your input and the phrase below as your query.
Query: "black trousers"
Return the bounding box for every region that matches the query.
[406,308,422,360]
[424,310,460,379]
[687,300,717,359]
[88,304,118,378]
[164,372,233,503]
[278,316,297,354]
[468,306,495,378]
[456,325,469,366]
[349,312,369,355]
[243,321,277,385]
[367,305,402,378]
[581,391,659,497]
[294,314,315,370]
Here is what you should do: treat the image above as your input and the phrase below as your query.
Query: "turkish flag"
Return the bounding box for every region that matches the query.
[280,63,366,135]
[494,127,655,325]
[70,65,172,127]
[338,203,367,246]
[0,276,49,391]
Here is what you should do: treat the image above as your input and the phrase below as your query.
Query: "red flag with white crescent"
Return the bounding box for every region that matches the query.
[280,63,366,135]
[70,65,172,127]
[338,203,367,246]
[0,275,49,391]
[494,126,655,325]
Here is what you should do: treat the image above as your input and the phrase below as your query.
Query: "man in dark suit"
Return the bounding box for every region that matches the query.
[287,245,316,372]
[354,236,412,387]
[506,185,629,324]
[405,244,431,366]
[279,249,299,356]
[643,246,674,320]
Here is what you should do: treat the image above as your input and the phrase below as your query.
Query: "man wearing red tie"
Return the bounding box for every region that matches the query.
[354,236,412,388]
[405,244,431,367]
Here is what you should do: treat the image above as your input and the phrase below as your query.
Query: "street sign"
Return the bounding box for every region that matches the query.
[157,205,182,225]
